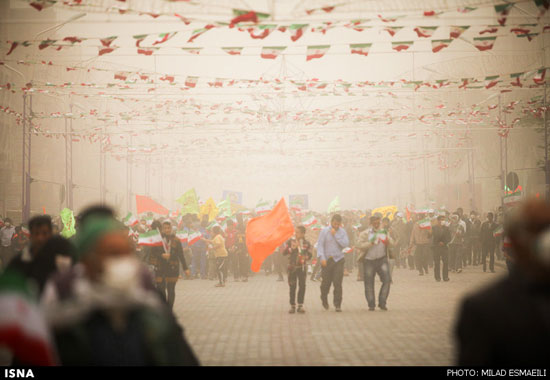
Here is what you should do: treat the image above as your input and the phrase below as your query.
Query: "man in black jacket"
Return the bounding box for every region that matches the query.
[432,215,451,282]
[455,199,550,366]
[480,212,498,273]
[283,226,312,314]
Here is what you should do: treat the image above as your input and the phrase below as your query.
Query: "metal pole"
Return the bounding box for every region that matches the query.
[545,84,549,201]
[499,94,504,208]
[23,95,32,222]
[68,105,73,209]
[21,94,26,222]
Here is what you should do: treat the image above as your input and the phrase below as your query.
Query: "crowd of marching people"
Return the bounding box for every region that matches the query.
[0,201,513,366]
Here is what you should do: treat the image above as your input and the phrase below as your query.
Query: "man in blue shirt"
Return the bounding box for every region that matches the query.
[317,214,349,312]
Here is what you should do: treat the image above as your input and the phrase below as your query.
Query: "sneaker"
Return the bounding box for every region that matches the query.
[322,300,329,310]
[297,305,305,314]
[379,305,388,311]
[443,278,450,282]
[419,272,424,276]
[456,268,462,273]
[289,306,296,314]
[435,279,441,282]
[335,307,342,312]
[490,269,496,273]
[368,307,375,311]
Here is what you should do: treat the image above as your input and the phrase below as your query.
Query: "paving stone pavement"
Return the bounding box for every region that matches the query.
[173,262,507,366]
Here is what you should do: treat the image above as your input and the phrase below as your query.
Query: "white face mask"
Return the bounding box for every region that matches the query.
[55,255,72,273]
[100,256,141,291]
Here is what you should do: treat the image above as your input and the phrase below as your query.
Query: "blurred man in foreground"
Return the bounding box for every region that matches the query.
[41,215,199,366]
[455,199,550,366]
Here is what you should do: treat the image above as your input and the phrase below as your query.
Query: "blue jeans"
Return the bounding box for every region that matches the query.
[363,257,391,309]
[191,248,207,278]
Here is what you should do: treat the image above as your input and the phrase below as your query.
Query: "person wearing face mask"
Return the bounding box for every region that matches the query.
[455,199,550,366]
[41,215,199,366]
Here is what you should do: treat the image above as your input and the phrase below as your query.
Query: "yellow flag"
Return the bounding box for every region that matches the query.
[199,197,219,222]
[372,205,398,220]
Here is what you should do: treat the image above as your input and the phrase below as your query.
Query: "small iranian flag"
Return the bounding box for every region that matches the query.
[249,24,277,39]
[311,223,323,231]
[510,72,523,87]
[473,36,496,51]
[0,271,56,366]
[493,225,504,237]
[261,46,286,59]
[431,39,452,53]
[342,247,353,254]
[222,47,244,55]
[137,47,159,56]
[504,191,522,205]
[457,6,477,13]
[485,75,500,89]
[143,216,154,226]
[418,218,432,230]
[533,68,547,84]
[181,47,202,55]
[516,32,539,42]
[376,230,389,245]
[450,25,470,39]
[185,76,199,88]
[133,34,148,47]
[21,226,30,237]
[153,32,178,45]
[306,45,330,61]
[176,230,188,243]
[414,26,438,38]
[188,24,215,43]
[289,24,308,41]
[494,3,513,26]
[392,41,413,52]
[187,230,202,246]
[302,213,317,227]
[38,39,56,50]
[350,43,372,56]
[100,36,117,47]
[138,230,163,247]
[123,212,139,227]
[384,26,403,37]
[255,200,272,214]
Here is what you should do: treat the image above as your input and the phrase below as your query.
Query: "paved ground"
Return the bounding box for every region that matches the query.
[173,261,506,366]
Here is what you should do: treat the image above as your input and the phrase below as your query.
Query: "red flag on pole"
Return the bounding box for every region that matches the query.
[135,195,169,216]
[246,198,295,272]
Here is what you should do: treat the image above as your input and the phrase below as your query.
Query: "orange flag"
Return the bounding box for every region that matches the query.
[246,198,295,272]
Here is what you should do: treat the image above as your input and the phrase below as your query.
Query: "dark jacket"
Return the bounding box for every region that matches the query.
[149,235,187,280]
[480,221,498,246]
[455,268,550,366]
[432,225,451,247]
[282,238,312,271]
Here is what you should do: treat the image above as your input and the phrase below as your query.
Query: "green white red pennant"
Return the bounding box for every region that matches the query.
[350,43,372,56]
[138,229,163,246]
[473,36,496,51]
[450,25,470,39]
[431,39,452,52]
[306,45,330,61]
[222,47,244,55]
[181,47,202,55]
[392,41,413,52]
[185,76,199,87]
[261,46,286,59]
[414,26,438,38]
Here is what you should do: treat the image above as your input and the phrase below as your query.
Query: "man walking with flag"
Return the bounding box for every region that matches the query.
[410,213,432,276]
[317,214,349,312]
[283,226,312,314]
[356,215,392,311]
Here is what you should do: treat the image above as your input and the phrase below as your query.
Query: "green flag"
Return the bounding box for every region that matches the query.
[217,199,232,217]
[176,189,200,215]
[327,196,341,213]
[60,208,76,238]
